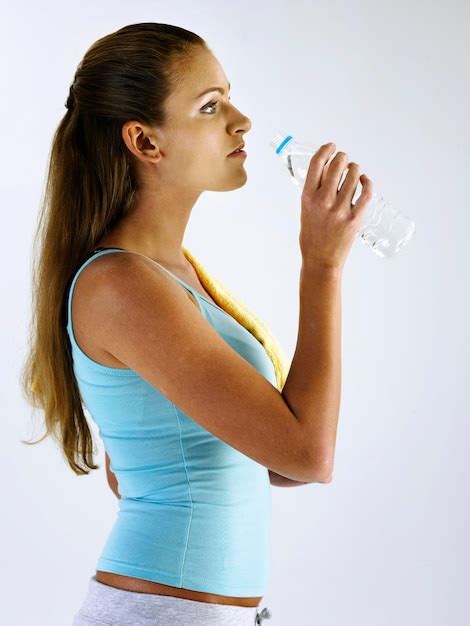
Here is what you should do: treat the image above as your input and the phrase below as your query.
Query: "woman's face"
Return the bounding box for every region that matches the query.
[154,48,252,193]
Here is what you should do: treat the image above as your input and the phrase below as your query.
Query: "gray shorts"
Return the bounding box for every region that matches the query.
[72,575,272,625]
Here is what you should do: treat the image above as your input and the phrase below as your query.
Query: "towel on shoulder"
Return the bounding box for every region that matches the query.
[183,246,289,392]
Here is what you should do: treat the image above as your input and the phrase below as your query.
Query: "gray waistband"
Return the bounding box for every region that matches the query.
[74,575,272,625]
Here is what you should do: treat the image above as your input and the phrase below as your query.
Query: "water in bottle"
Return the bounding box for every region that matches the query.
[270,130,416,259]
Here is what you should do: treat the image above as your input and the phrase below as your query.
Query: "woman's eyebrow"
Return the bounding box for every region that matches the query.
[196,82,231,99]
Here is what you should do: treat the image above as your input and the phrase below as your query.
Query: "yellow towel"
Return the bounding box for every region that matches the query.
[182,246,289,391]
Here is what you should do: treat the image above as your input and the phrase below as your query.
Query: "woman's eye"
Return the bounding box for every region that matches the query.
[201,97,231,114]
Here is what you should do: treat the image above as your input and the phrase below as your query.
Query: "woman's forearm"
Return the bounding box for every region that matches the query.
[269,469,308,487]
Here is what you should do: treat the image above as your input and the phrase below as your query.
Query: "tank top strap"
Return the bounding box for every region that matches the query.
[149,261,233,318]
[148,259,208,308]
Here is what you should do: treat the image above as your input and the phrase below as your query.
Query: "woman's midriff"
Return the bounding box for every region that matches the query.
[95,571,262,607]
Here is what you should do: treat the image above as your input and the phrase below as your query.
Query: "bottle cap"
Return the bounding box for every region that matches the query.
[270,129,294,154]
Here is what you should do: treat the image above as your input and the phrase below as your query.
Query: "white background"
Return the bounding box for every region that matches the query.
[3,1,469,624]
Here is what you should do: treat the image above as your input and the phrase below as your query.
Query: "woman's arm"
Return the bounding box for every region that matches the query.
[105,451,121,499]
[268,469,309,487]
[106,453,309,492]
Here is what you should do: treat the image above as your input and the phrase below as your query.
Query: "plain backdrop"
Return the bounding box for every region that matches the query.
[3,1,469,624]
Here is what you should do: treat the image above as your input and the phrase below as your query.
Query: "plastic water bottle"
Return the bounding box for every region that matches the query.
[270,130,416,259]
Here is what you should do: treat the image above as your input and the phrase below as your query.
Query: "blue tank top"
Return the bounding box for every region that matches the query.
[66,247,276,597]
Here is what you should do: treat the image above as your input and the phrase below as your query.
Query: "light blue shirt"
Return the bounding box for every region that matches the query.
[66,247,276,596]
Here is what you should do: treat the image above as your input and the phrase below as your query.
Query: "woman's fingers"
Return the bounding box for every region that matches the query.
[301,142,337,199]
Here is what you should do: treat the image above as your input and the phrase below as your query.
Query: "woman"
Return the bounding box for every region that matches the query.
[24,21,277,625]
[21,20,372,626]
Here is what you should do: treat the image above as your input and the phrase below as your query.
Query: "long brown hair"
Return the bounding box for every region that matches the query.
[20,23,209,475]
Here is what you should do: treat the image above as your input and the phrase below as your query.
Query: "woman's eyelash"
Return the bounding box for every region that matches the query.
[201,97,231,114]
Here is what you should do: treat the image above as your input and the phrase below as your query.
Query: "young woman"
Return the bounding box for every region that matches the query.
[21,21,372,626]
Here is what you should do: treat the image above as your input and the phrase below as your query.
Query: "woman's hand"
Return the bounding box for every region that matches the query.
[269,469,309,487]
[299,142,373,272]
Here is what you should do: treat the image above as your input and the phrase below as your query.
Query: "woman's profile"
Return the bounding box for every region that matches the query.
[21,20,368,626]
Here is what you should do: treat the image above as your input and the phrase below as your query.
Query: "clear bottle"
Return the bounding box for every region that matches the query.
[270,130,416,259]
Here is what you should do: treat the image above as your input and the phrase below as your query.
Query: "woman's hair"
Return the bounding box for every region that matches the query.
[20,23,209,476]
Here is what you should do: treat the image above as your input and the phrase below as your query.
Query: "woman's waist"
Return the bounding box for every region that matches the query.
[95,571,262,607]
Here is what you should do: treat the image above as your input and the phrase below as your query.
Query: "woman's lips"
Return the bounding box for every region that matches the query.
[227,150,247,157]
